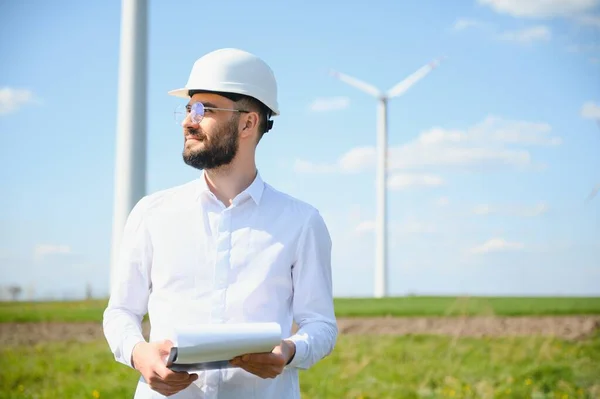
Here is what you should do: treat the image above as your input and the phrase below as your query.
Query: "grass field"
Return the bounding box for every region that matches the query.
[1,297,599,398]
[1,333,599,398]
[2,296,600,322]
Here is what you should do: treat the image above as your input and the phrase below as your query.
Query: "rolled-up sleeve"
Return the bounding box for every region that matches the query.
[286,208,338,369]
[102,196,153,369]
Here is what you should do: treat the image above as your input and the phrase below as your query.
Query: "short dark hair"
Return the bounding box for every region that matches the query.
[188,90,273,141]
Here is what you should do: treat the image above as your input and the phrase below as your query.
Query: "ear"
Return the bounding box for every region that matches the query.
[239,111,260,140]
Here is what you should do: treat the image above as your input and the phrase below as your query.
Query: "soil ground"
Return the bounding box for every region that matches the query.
[1,316,599,346]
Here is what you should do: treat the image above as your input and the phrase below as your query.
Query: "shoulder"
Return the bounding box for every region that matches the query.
[261,183,328,233]
[130,179,200,218]
[262,183,321,219]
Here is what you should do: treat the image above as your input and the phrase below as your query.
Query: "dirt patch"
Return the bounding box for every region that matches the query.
[1,316,599,347]
[337,316,600,340]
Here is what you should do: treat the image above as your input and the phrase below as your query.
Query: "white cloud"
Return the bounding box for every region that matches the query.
[566,43,600,53]
[398,220,438,234]
[388,173,444,190]
[477,0,600,18]
[34,244,71,260]
[520,202,549,217]
[353,219,438,236]
[469,238,525,254]
[295,115,560,175]
[497,26,552,44]
[435,197,450,207]
[473,204,493,215]
[293,159,337,174]
[339,147,376,173]
[472,202,549,217]
[308,97,350,112]
[581,101,600,119]
[0,87,37,115]
[389,145,531,170]
[354,220,375,235]
[453,18,487,31]
[472,115,560,145]
[575,14,600,27]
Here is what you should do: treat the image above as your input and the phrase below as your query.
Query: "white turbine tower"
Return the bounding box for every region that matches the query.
[109,0,148,289]
[331,58,444,298]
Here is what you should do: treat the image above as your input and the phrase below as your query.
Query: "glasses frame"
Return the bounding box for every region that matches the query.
[174,102,249,125]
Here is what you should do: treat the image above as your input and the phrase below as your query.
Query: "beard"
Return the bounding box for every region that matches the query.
[182,118,239,170]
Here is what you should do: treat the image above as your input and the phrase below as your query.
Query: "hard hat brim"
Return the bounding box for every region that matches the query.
[167,87,280,116]
[167,88,191,99]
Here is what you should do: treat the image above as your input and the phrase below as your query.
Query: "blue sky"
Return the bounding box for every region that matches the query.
[1,0,599,300]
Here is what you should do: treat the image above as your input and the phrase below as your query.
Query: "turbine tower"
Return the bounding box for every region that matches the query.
[109,0,148,289]
[331,58,444,298]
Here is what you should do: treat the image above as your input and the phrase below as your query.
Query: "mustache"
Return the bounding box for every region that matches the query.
[185,127,206,139]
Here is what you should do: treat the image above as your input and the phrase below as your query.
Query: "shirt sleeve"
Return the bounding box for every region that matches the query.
[285,208,338,369]
[102,196,153,369]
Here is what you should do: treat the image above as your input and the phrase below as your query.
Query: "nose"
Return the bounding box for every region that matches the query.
[182,114,200,129]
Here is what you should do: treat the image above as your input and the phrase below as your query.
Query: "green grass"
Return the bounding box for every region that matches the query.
[2,296,600,323]
[1,334,599,398]
[0,299,109,323]
[333,296,600,318]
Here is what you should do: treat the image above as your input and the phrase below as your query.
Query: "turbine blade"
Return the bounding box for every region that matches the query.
[586,183,600,203]
[386,57,445,98]
[330,69,381,97]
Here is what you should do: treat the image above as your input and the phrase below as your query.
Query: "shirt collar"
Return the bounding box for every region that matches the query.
[196,170,265,206]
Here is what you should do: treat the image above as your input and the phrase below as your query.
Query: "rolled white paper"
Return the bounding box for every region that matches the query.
[173,322,282,364]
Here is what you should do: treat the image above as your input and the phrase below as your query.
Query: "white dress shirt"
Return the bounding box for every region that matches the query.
[103,171,338,399]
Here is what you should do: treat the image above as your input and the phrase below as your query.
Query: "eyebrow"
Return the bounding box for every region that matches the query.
[186,101,220,109]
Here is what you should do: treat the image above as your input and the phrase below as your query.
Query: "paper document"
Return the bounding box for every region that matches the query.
[166,322,282,372]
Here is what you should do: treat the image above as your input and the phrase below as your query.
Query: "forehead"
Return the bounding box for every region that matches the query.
[188,92,233,106]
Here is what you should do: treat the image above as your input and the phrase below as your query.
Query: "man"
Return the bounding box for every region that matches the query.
[103,48,338,399]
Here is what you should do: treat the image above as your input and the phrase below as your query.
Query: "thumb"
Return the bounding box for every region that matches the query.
[158,339,174,355]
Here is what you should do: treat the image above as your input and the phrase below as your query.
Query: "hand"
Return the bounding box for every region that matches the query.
[132,340,198,396]
[229,340,296,379]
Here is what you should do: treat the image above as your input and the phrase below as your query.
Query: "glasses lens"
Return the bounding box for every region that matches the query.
[190,102,205,124]
[174,103,205,126]
[174,105,187,125]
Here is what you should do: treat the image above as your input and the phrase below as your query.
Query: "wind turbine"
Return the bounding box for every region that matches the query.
[330,58,444,298]
[587,184,600,202]
[109,0,148,290]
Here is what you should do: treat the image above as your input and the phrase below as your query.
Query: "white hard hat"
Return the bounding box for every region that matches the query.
[168,48,280,116]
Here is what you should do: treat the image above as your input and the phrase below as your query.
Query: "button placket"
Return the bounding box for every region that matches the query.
[210,207,232,324]
[206,206,233,399]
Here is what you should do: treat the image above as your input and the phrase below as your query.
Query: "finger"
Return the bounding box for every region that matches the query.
[239,365,264,378]
[164,372,197,385]
[158,340,175,356]
[235,362,259,376]
[149,375,195,391]
[242,352,275,365]
[149,380,188,395]
[242,364,279,379]
[154,364,195,383]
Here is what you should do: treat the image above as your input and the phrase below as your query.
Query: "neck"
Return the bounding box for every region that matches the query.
[204,155,257,206]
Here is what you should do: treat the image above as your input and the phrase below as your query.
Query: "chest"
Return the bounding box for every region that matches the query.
[145,205,298,297]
